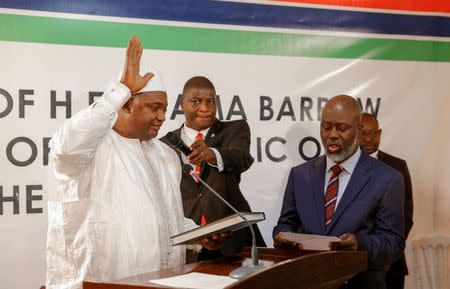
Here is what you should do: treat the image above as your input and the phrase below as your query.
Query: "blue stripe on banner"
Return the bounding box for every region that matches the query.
[1,0,449,37]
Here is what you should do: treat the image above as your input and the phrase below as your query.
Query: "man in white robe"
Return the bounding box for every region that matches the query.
[45,36,221,289]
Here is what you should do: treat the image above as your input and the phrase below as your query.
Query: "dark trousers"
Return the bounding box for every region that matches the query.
[197,247,224,261]
[386,270,405,289]
[186,248,224,263]
[340,270,386,289]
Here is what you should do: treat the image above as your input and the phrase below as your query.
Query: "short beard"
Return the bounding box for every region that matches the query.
[327,135,358,163]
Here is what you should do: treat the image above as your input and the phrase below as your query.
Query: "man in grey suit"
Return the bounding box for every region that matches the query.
[359,113,413,289]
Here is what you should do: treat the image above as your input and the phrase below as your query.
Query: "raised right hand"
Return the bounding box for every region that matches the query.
[273,233,303,249]
[120,35,154,93]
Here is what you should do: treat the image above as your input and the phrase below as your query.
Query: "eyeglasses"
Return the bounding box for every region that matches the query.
[360,130,381,137]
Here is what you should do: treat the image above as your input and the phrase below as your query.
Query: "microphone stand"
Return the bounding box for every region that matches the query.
[185,165,267,279]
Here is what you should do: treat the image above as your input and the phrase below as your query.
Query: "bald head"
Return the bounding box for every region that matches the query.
[361,113,379,128]
[322,94,362,126]
[320,95,362,163]
[183,76,216,95]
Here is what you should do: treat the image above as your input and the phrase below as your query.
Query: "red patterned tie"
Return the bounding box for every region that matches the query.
[195,133,204,182]
[325,165,343,226]
[195,132,207,225]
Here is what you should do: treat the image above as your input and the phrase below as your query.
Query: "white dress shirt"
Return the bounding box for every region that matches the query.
[324,147,362,208]
[180,124,224,172]
[370,150,379,159]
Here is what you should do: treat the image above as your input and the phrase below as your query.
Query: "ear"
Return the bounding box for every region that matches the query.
[122,98,134,113]
[179,97,185,112]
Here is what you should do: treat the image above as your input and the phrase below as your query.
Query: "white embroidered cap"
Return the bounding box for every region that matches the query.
[118,65,166,94]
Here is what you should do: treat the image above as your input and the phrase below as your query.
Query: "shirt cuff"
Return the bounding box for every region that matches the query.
[208,148,224,172]
[101,80,131,111]
[186,244,203,253]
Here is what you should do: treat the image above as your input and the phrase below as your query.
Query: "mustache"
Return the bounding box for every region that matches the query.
[151,122,164,127]
[326,140,342,147]
[326,135,358,163]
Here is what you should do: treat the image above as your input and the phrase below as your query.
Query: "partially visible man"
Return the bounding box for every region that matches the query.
[359,113,413,289]
[162,76,266,261]
[46,36,225,289]
[273,95,405,289]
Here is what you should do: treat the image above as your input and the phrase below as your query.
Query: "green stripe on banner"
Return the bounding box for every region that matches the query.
[1,13,449,62]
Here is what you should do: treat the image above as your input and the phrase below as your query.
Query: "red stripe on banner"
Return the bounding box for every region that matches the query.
[269,0,450,13]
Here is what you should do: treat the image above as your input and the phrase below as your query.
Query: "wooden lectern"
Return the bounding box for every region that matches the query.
[83,248,367,289]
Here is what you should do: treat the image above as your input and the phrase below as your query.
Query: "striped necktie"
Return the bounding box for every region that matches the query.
[325,165,343,226]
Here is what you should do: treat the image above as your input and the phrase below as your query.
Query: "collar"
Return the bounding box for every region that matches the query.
[326,147,361,174]
[369,150,379,159]
[182,123,210,144]
[111,128,143,145]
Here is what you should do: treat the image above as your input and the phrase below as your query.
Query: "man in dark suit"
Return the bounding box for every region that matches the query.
[273,95,405,289]
[359,113,413,289]
[162,76,266,261]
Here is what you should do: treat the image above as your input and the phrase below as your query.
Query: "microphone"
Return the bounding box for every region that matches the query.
[165,132,192,156]
[182,164,267,279]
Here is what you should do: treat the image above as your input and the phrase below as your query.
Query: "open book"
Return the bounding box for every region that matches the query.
[280,232,341,250]
[171,212,265,246]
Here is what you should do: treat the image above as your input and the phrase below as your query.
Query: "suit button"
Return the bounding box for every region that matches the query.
[198,193,202,198]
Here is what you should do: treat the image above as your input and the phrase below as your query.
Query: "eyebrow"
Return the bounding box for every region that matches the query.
[144,101,167,106]
[322,121,352,126]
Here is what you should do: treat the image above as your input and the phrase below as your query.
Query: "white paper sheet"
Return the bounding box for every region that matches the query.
[281,232,340,250]
[149,272,238,289]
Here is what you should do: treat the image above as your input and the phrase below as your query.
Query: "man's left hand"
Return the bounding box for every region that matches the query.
[188,140,217,165]
[201,232,232,251]
[329,233,358,251]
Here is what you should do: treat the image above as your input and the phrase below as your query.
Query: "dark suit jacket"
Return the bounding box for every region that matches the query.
[161,119,266,256]
[273,151,405,289]
[378,150,413,276]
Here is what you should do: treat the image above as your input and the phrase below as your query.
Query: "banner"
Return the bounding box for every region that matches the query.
[1,1,449,288]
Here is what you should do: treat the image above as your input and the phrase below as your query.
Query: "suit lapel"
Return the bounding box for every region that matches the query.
[377,150,386,162]
[204,119,221,147]
[311,156,327,235]
[326,152,371,234]
[200,119,222,176]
